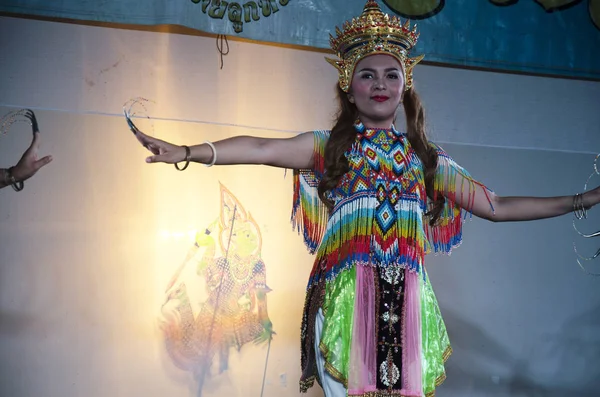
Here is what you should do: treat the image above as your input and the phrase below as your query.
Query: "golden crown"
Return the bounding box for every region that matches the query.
[326,0,424,92]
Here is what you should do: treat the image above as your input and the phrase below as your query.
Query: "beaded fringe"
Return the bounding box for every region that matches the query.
[425,143,494,254]
[291,130,330,254]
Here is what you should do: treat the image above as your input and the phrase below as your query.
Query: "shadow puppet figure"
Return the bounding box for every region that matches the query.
[160,183,274,396]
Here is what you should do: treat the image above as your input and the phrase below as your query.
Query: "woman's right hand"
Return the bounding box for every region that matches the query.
[134,129,186,164]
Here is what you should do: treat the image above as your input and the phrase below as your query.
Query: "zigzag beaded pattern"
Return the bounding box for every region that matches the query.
[308,124,428,287]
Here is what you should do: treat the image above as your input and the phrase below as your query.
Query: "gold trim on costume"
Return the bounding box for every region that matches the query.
[425,389,437,397]
[319,341,350,388]
[349,391,428,397]
[442,345,453,362]
[299,376,316,393]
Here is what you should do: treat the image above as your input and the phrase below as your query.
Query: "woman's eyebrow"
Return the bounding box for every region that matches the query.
[356,67,401,73]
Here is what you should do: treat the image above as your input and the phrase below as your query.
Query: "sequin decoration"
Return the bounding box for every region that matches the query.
[376,265,404,391]
[379,347,401,388]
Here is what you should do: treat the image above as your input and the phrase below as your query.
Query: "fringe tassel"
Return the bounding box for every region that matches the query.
[291,131,330,254]
[320,193,374,282]
[426,143,494,254]
[397,197,425,274]
[292,170,329,254]
[312,193,428,285]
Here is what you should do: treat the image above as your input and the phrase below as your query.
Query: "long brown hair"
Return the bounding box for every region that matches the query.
[317,85,445,225]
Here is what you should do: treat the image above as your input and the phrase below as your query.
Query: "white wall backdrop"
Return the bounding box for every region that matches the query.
[1,15,599,397]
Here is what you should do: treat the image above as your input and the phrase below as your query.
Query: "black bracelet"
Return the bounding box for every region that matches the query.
[174,145,191,171]
[7,167,24,192]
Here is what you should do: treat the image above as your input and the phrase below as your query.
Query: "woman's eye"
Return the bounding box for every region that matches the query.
[361,73,373,79]
[387,74,399,79]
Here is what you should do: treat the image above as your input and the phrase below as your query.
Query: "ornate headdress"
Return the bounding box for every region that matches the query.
[326,0,425,92]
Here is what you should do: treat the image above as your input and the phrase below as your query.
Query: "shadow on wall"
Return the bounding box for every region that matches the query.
[438,304,600,396]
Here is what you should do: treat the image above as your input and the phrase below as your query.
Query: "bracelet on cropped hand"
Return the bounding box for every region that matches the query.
[7,167,24,192]
[174,145,191,171]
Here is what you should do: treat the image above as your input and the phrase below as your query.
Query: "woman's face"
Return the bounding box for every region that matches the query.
[349,54,405,129]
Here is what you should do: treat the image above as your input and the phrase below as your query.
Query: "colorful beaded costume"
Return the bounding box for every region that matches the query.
[291,121,493,396]
[289,2,494,395]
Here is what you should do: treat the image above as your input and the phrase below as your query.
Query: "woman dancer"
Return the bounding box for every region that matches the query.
[130,2,600,396]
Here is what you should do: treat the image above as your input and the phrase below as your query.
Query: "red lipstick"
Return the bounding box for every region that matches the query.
[371,96,389,102]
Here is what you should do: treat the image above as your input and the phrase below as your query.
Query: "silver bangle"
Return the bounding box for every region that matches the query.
[204,141,217,167]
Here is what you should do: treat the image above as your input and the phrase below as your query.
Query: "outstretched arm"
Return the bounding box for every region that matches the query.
[134,128,315,170]
[447,173,600,222]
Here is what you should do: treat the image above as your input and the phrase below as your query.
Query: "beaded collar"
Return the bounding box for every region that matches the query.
[354,119,405,138]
